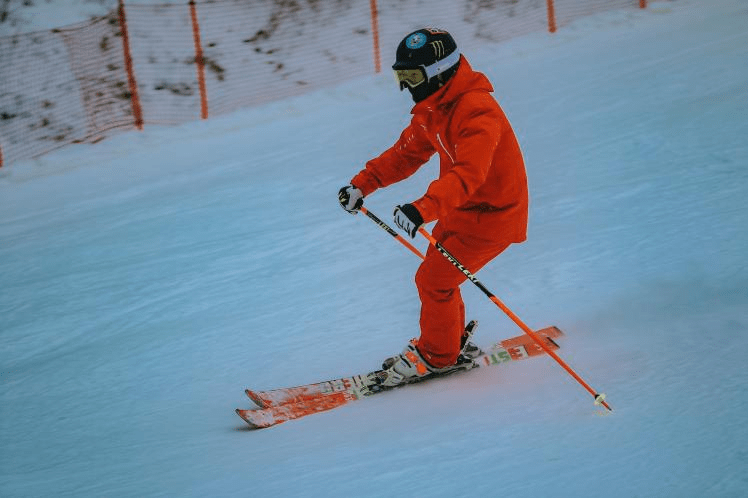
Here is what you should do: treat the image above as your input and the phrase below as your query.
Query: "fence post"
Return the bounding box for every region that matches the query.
[117,0,144,130]
[369,0,381,73]
[189,0,209,119]
[546,0,557,33]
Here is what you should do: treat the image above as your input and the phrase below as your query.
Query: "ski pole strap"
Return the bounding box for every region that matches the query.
[360,207,425,260]
[417,226,613,412]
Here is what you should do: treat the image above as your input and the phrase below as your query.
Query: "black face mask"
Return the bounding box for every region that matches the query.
[407,82,433,103]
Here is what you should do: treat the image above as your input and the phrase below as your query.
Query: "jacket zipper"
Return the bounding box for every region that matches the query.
[436,133,455,164]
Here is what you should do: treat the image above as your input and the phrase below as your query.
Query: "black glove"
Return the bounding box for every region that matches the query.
[338,185,364,214]
[393,204,424,238]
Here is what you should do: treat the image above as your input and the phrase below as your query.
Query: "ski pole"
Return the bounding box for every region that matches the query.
[358,206,611,411]
[360,207,425,260]
[416,226,612,412]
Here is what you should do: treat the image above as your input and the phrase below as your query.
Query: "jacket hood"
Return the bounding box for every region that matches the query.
[411,56,494,114]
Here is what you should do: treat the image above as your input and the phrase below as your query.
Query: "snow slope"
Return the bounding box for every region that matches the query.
[2,1,748,496]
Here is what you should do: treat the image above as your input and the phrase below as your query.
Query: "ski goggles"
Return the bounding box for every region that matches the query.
[394,68,426,89]
[393,50,461,90]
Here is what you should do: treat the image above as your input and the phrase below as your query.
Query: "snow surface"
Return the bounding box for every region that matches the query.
[2,0,748,496]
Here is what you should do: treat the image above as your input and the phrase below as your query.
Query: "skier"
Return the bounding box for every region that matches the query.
[338,28,529,386]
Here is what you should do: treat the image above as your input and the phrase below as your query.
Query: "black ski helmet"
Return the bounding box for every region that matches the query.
[392,28,461,102]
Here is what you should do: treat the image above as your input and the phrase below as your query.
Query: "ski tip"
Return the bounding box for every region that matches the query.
[537,325,564,339]
[245,389,269,408]
[235,408,255,428]
[236,408,267,430]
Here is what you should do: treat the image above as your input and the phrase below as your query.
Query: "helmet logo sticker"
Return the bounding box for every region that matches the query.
[405,33,427,49]
[430,40,446,58]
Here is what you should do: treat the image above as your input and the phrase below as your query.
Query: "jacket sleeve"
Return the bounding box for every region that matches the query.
[350,120,435,197]
[413,97,503,223]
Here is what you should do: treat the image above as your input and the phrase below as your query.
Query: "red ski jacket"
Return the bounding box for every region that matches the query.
[351,56,528,245]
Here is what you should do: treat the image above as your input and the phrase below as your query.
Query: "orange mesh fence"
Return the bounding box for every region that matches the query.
[552,0,644,29]
[59,14,139,135]
[0,30,77,166]
[0,15,135,167]
[186,0,374,115]
[0,0,651,168]
[124,3,202,125]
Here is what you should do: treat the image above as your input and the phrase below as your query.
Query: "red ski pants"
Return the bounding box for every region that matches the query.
[415,226,511,368]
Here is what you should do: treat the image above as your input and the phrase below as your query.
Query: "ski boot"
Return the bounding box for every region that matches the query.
[381,320,482,369]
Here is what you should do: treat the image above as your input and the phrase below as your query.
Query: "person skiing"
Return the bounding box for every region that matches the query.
[338,28,529,386]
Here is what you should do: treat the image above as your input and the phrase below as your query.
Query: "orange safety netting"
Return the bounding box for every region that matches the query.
[0,0,647,168]
[0,14,135,167]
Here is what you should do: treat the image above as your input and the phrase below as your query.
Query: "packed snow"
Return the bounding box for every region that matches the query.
[1,0,747,496]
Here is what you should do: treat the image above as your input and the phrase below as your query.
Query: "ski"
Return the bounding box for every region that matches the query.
[236,326,563,429]
[244,319,479,409]
[245,322,559,408]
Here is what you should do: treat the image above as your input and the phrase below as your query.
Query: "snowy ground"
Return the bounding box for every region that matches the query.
[2,0,748,496]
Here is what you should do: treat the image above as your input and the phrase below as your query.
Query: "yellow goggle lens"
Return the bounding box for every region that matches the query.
[394,68,425,88]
